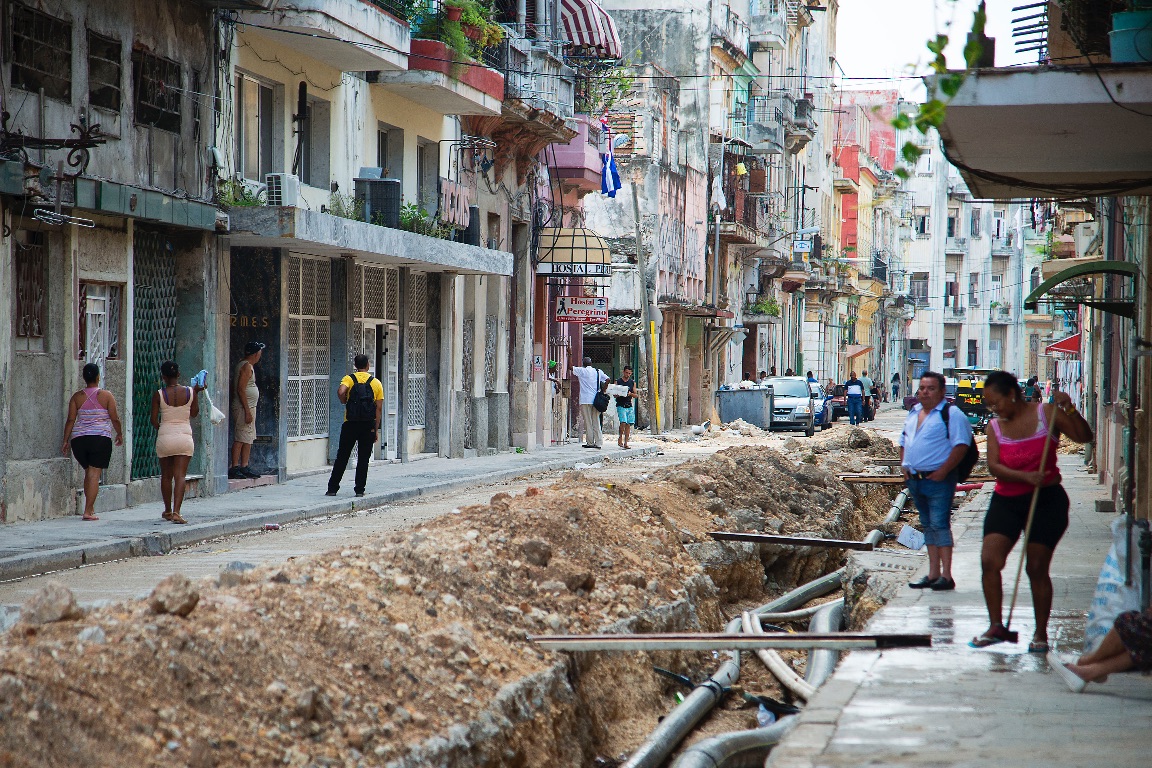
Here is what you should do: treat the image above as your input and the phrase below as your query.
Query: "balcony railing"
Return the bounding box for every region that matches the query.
[490,37,574,120]
[992,233,1015,252]
[711,2,750,59]
[750,0,786,50]
[793,97,815,130]
[945,236,968,252]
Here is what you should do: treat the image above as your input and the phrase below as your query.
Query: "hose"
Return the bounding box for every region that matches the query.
[741,612,817,700]
[803,599,844,687]
[752,603,830,623]
[668,716,797,768]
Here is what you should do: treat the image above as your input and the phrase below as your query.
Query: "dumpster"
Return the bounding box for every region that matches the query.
[715,386,775,430]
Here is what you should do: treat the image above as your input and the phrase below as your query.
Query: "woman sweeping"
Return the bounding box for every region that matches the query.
[971,371,1093,651]
[151,360,204,524]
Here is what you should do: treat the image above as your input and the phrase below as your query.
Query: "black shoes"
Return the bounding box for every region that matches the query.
[355,491,365,497]
[325,490,338,497]
[228,466,261,480]
[910,576,956,590]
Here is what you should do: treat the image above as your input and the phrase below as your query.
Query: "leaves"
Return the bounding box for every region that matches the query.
[901,142,924,165]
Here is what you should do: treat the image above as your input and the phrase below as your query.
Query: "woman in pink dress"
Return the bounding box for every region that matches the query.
[150,360,204,524]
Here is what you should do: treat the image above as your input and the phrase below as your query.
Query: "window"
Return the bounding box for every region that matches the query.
[286,255,331,439]
[133,50,182,132]
[1030,266,1041,294]
[78,283,123,366]
[87,31,121,112]
[967,339,978,368]
[993,209,1005,239]
[10,6,72,101]
[991,273,1003,304]
[376,122,404,179]
[971,207,982,238]
[298,97,331,187]
[416,140,439,214]
[944,272,958,308]
[910,272,929,306]
[968,272,980,306]
[235,74,274,181]
[946,210,957,238]
[914,208,930,237]
[14,231,47,353]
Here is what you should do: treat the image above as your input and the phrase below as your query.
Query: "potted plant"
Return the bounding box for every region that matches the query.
[444,0,464,22]
[458,0,487,40]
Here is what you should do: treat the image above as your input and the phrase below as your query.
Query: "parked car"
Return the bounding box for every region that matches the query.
[810,382,834,430]
[830,385,848,420]
[903,378,959,411]
[765,377,818,437]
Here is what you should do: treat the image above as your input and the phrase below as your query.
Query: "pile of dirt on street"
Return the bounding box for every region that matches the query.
[0,445,894,768]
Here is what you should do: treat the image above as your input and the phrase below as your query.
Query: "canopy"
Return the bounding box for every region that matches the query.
[1023,258,1137,318]
[1045,333,1081,355]
[559,0,622,58]
[536,227,611,276]
[844,344,873,360]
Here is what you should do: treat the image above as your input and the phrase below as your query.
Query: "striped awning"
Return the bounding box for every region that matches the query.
[560,0,622,59]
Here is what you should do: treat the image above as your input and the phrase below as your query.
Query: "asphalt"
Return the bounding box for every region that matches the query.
[0,441,657,583]
[767,455,1152,768]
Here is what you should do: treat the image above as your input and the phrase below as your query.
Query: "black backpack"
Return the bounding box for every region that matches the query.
[940,404,979,481]
[346,374,376,422]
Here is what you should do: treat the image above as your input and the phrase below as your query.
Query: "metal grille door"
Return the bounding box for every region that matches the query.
[462,318,474,448]
[131,231,177,479]
[407,273,427,428]
[286,254,331,439]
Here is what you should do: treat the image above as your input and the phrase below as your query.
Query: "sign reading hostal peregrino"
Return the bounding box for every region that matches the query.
[555,296,608,323]
[536,261,612,276]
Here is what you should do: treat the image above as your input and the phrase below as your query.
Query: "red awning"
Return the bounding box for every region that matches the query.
[1045,332,1081,355]
[560,0,622,58]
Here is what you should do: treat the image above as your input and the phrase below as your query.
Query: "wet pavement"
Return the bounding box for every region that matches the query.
[767,456,1152,768]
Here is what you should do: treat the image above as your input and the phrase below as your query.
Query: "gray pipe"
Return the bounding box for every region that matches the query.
[623,571,844,768]
[803,600,844,686]
[670,716,798,768]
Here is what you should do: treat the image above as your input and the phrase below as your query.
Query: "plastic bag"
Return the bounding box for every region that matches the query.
[201,389,227,425]
[1083,516,1142,653]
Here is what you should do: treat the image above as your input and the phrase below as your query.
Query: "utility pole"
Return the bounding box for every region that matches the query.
[632,182,660,435]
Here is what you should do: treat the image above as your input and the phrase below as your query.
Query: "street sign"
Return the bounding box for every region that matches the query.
[792,239,812,253]
[555,296,608,323]
[537,262,612,276]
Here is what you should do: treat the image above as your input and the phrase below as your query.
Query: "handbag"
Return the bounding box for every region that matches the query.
[592,390,610,413]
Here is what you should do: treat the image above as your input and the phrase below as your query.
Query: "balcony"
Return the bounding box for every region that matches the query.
[783,94,815,152]
[992,233,1015,253]
[989,303,1012,323]
[502,39,575,122]
[711,2,750,64]
[238,0,408,72]
[750,0,786,51]
[551,114,602,194]
[949,304,967,318]
[945,236,968,253]
[747,96,784,155]
[781,258,810,290]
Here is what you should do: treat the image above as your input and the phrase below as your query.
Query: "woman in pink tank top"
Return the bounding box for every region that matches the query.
[971,371,1093,651]
[62,363,123,521]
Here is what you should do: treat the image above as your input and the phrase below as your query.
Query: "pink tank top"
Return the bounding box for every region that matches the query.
[73,387,114,439]
[990,403,1060,496]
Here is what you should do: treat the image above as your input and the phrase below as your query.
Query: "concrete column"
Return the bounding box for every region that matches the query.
[510,222,537,450]
[327,256,352,463]
[0,205,10,522]
[397,267,410,463]
[438,272,458,458]
[468,275,490,454]
[487,274,510,451]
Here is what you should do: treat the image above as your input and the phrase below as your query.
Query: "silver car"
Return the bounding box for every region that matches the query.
[764,377,818,437]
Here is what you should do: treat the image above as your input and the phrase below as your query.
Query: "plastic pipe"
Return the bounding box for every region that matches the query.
[803,599,845,687]
[742,612,816,700]
[669,716,797,768]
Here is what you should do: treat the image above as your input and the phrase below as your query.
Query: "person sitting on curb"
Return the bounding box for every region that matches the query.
[900,371,974,592]
[1053,606,1152,692]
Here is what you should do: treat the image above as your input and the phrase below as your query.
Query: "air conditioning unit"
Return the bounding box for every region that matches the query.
[265,173,300,207]
[354,168,402,228]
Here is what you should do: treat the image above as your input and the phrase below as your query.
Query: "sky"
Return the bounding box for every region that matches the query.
[835,0,1038,96]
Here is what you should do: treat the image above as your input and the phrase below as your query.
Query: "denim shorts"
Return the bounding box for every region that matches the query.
[907,474,958,547]
[616,405,635,424]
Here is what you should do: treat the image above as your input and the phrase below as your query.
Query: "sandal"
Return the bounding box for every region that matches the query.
[169,512,187,524]
[81,514,99,521]
[1028,640,1050,654]
[162,511,174,521]
[969,624,1013,648]
[1047,652,1086,693]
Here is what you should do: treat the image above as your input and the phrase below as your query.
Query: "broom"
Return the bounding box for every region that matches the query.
[1001,390,1062,644]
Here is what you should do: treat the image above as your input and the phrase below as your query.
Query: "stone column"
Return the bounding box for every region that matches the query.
[327,255,352,463]
[397,266,410,463]
[509,223,537,450]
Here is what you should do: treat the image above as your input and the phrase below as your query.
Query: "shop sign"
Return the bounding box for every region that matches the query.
[555,296,608,323]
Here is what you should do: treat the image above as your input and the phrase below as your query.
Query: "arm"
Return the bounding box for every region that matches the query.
[375,396,383,435]
[899,445,908,481]
[337,383,351,404]
[61,394,79,454]
[1051,393,1093,444]
[150,391,161,430]
[236,362,254,423]
[103,392,124,446]
[189,387,200,419]
[985,426,1044,487]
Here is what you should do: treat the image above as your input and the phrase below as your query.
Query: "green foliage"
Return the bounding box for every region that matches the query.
[747,296,781,317]
[218,179,265,207]
[328,191,365,221]
[415,0,503,60]
[398,201,453,239]
[574,62,635,116]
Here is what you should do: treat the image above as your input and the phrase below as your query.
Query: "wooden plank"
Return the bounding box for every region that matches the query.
[708,532,875,551]
[528,632,933,652]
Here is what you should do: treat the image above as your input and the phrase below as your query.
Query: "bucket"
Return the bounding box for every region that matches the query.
[1109,10,1152,63]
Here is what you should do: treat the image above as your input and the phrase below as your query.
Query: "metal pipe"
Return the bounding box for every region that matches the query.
[669,716,797,768]
[532,631,928,653]
[742,612,817,700]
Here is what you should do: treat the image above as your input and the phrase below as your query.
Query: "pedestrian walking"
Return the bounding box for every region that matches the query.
[892,372,900,401]
[615,365,638,449]
[860,369,875,418]
[572,357,609,448]
[151,361,204,525]
[326,354,384,497]
[229,341,265,480]
[61,363,123,521]
[844,371,864,425]
[971,371,1092,650]
[806,370,817,383]
[900,371,975,591]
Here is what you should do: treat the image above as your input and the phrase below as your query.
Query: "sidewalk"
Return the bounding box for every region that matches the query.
[768,457,1152,768]
[0,442,656,583]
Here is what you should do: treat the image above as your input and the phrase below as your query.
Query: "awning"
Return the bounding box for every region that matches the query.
[559,0,621,59]
[583,314,643,337]
[536,227,611,276]
[844,344,873,360]
[1045,333,1081,355]
[1024,259,1137,318]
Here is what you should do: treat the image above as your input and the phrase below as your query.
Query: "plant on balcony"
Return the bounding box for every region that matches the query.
[573,63,635,116]
[746,296,781,317]
[414,0,502,60]
[399,201,453,239]
[328,190,365,222]
[217,178,265,207]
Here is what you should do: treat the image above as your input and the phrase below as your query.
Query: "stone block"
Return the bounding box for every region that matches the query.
[842,549,925,630]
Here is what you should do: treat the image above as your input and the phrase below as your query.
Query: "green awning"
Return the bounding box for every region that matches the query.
[1024,259,1137,319]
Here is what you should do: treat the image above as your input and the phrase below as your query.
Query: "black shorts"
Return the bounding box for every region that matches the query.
[983,485,1070,550]
[71,435,113,470]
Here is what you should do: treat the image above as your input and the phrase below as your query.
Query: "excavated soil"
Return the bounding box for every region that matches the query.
[0,437,896,768]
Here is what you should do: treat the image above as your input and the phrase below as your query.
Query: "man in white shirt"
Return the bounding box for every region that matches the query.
[571,357,609,448]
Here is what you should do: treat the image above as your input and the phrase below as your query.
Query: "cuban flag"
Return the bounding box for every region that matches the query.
[600,113,622,198]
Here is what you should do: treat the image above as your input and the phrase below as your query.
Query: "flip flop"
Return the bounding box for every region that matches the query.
[1047,652,1086,693]
[1028,641,1050,654]
[162,511,174,521]
[81,514,99,521]
[969,625,1013,648]
[169,513,187,525]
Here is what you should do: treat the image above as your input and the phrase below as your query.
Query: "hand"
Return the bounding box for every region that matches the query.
[114,434,124,447]
[61,441,70,456]
[1019,470,1045,487]
[244,410,254,425]
[193,383,206,393]
[1052,391,1073,412]
[901,467,910,481]
[927,468,950,482]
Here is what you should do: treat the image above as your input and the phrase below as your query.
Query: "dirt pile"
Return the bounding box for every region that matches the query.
[0,446,893,768]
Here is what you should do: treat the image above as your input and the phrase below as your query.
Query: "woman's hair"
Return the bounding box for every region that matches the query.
[985,370,1020,398]
[160,360,180,379]
[82,363,100,384]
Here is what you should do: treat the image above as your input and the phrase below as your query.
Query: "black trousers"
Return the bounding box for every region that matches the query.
[327,421,376,494]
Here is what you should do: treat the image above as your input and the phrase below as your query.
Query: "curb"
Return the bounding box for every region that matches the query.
[0,446,658,583]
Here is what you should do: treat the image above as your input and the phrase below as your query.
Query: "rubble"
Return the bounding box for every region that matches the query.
[19,581,82,626]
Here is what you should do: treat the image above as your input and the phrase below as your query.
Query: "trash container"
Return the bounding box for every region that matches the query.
[715,386,775,430]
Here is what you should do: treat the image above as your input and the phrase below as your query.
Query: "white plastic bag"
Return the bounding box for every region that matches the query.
[201,390,227,425]
[1083,516,1142,653]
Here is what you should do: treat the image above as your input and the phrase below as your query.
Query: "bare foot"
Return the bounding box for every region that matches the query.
[1066,663,1108,684]
[81,514,99,521]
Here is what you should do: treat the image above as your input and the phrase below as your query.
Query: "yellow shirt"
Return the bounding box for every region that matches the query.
[340,371,384,422]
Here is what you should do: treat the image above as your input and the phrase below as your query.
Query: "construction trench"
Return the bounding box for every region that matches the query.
[0,427,935,768]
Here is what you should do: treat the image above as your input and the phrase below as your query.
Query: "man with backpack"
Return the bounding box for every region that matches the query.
[571,357,609,449]
[326,354,384,497]
[899,371,977,592]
